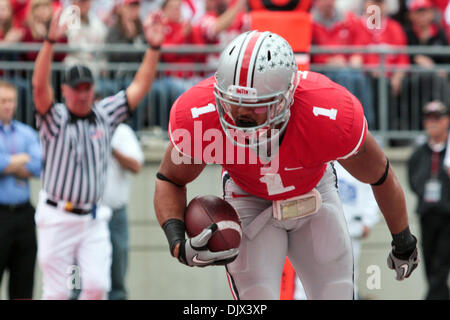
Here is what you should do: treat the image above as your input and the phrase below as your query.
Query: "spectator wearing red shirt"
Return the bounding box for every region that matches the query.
[160,0,204,79]
[10,0,61,28]
[198,0,248,44]
[358,0,413,137]
[0,0,25,42]
[405,0,449,65]
[0,0,30,122]
[149,0,206,131]
[431,0,450,46]
[21,0,67,62]
[312,0,375,128]
[197,0,249,64]
[10,0,30,28]
[358,0,410,97]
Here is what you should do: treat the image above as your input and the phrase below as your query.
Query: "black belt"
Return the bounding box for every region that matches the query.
[0,202,31,212]
[46,199,92,215]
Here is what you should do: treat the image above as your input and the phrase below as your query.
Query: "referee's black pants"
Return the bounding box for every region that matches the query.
[0,202,37,300]
[420,211,450,300]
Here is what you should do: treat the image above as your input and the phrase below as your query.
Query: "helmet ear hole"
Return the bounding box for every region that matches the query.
[267,51,272,61]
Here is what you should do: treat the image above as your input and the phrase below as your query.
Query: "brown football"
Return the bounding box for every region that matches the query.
[185,195,242,252]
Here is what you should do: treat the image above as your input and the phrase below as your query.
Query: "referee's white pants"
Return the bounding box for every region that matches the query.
[224,164,354,300]
[35,191,112,300]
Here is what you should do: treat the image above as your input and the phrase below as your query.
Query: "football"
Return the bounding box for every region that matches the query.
[185,195,242,252]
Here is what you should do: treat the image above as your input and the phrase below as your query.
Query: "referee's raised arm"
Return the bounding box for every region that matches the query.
[125,12,165,112]
[32,9,66,115]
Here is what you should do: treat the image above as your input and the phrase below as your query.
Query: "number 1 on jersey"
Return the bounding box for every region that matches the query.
[313,106,338,120]
[260,173,295,196]
[191,103,216,119]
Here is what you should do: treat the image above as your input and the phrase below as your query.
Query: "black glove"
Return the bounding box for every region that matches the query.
[387,227,419,281]
[178,223,239,267]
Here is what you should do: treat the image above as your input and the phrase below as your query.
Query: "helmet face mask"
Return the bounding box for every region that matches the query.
[214,85,290,147]
[214,31,299,149]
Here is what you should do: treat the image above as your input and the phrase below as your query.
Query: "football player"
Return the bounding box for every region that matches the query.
[154,30,419,299]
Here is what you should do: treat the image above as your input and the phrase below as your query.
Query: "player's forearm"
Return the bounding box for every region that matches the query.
[371,169,409,235]
[154,179,189,259]
[126,48,160,111]
[32,41,54,114]
[154,179,187,226]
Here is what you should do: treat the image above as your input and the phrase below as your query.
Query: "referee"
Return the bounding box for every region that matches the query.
[31,10,164,300]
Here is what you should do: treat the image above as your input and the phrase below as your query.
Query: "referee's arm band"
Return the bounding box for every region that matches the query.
[371,158,390,186]
[156,172,184,188]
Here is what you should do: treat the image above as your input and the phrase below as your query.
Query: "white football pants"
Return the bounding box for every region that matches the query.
[223,164,354,300]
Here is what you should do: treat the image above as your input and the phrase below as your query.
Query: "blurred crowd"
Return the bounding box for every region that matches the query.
[0,0,450,133]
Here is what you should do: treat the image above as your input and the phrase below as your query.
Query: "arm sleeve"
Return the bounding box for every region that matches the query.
[24,127,42,177]
[99,90,131,135]
[0,152,11,173]
[333,90,368,161]
[35,103,66,139]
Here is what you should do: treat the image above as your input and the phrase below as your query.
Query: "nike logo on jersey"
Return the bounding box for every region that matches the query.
[284,166,304,171]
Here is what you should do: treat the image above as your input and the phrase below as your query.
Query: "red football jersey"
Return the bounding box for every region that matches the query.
[357,17,410,68]
[312,12,366,64]
[169,71,367,201]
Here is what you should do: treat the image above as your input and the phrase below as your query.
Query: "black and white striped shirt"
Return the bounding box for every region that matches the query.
[36,90,130,205]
